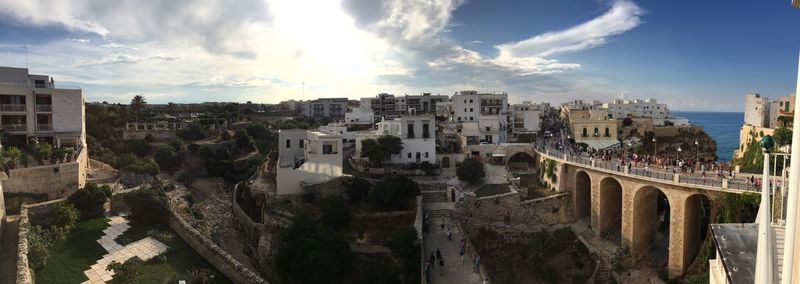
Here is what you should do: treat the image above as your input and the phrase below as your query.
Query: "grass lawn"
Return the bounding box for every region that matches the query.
[35,217,110,283]
[115,220,232,284]
[475,183,511,198]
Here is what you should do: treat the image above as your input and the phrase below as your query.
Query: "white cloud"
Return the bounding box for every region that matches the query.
[496,0,644,59]
[470,40,482,44]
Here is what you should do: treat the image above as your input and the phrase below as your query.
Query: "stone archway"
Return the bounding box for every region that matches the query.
[629,186,670,263]
[682,193,711,272]
[574,171,591,220]
[598,177,623,244]
[441,156,451,168]
[507,152,535,173]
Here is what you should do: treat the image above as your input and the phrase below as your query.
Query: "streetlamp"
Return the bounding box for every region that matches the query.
[652,137,657,157]
[678,146,683,160]
[694,140,699,163]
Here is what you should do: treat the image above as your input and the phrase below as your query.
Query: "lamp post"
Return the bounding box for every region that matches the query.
[678,146,683,160]
[694,140,699,167]
[652,137,657,157]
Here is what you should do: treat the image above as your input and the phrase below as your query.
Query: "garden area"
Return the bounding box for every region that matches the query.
[27,182,231,283]
[517,173,556,199]
[475,183,511,198]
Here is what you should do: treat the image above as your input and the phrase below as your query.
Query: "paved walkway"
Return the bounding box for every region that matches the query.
[0,215,20,284]
[423,216,483,284]
[82,216,168,284]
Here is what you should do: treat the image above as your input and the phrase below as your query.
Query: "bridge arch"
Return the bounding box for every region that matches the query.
[682,193,711,272]
[574,170,591,219]
[598,176,623,244]
[441,156,451,168]
[629,186,671,264]
[507,152,536,173]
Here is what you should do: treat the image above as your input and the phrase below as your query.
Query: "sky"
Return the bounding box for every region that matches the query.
[0,0,798,111]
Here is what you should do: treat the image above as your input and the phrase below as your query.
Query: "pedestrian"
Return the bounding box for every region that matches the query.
[460,245,466,261]
[447,230,452,241]
[429,251,436,269]
[436,249,442,261]
[474,255,481,272]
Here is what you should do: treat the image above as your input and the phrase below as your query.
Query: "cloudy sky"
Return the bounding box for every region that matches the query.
[0,0,798,111]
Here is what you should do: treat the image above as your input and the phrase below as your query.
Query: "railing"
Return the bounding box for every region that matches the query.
[0,104,25,112]
[767,153,790,225]
[36,104,52,112]
[37,124,53,131]
[538,144,762,193]
[2,124,26,131]
[0,82,81,90]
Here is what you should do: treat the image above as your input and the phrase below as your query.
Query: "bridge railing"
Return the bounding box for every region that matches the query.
[537,146,763,192]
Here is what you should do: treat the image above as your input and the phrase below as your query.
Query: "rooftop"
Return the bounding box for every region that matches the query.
[710,223,757,284]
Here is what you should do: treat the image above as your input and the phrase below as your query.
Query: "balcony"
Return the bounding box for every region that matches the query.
[2,124,27,132]
[37,124,53,131]
[36,104,52,112]
[1,104,26,112]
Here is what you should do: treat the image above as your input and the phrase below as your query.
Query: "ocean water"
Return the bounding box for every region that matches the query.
[673,111,743,162]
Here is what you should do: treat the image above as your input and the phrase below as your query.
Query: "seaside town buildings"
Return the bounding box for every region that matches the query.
[301,97,348,121]
[276,129,343,195]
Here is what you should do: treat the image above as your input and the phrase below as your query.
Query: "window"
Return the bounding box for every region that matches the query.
[582,128,588,137]
[469,99,473,103]
[285,139,291,148]
[322,142,337,154]
[594,128,599,136]
[604,128,610,137]
[470,117,474,121]
[408,153,412,158]
[407,123,415,138]
[299,139,304,148]
[464,108,468,112]
[470,108,473,112]
[485,127,490,131]
[422,124,430,138]
[458,117,462,121]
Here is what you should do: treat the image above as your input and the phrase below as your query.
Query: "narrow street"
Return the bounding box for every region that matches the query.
[423,215,483,284]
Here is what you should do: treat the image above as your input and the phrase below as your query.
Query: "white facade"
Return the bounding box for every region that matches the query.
[451,90,509,144]
[276,129,343,195]
[354,115,436,164]
[0,67,85,148]
[395,93,448,115]
[511,101,544,134]
[603,98,671,125]
[302,98,348,121]
[743,93,770,127]
[344,107,374,126]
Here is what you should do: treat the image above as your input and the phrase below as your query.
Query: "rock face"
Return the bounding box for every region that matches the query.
[640,126,718,162]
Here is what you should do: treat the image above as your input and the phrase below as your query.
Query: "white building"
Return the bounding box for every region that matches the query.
[354,115,436,165]
[344,107,375,126]
[0,67,85,148]
[361,93,397,121]
[395,93,449,115]
[511,101,544,135]
[451,90,509,144]
[276,129,343,195]
[744,93,770,127]
[603,98,673,125]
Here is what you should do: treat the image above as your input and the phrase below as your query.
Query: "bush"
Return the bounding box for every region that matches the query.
[344,177,371,203]
[177,123,209,141]
[124,186,169,224]
[67,183,112,218]
[168,138,185,152]
[320,197,351,230]
[276,215,354,283]
[234,129,254,150]
[457,158,485,184]
[107,257,143,284]
[27,225,52,270]
[115,153,138,169]
[187,143,201,153]
[370,176,420,211]
[153,144,180,172]
[385,227,417,259]
[127,140,151,157]
[52,203,80,228]
[124,158,160,175]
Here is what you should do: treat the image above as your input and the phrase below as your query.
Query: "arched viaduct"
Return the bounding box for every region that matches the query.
[535,150,748,279]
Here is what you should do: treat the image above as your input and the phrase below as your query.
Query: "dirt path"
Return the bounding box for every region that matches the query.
[0,215,21,284]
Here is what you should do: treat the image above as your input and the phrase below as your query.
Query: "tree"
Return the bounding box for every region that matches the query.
[124,158,160,175]
[775,126,793,147]
[107,257,143,284]
[370,176,419,211]
[31,142,53,164]
[115,153,138,169]
[320,197,351,230]
[360,135,403,166]
[168,138,184,152]
[234,129,254,150]
[344,177,371,203]
[67,183,112,218]
[457,158,486,184]
[778,115,793,127]
[153,145,179,172]
[52,203,80,228]
[52,148,67,163]
[5,147,21,167]
[124,185,169,224]
[246,123,269,140]
[275,215,354,283]
[130,95,147,121]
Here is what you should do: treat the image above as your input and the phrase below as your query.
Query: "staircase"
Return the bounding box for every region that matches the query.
[422,190,448,203]
[773,225,786,284]
[594,260,612,284]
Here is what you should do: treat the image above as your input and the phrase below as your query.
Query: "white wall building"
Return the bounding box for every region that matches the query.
[344,107,374,126]
[511,101,543,134]
[451,90,509,144]
[0,67,85,148]
[276,129,343,195]
[302,98,348,121]
[395,93,449,115]
[603,98,673,125]
[354,115,436,165]
[744,93,770,127]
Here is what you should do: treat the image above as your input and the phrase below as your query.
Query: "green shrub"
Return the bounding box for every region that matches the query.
[107,257,143,284]
[344,177,371,203]
[370,176,420,211]
[52,203,80,228]
[124,158,160,175]
[275,215,354,283]
[153,144,180,172]
[67,183,112,218]
[320,197,351,230]
[124,186,168,224]
[457,158,485,184]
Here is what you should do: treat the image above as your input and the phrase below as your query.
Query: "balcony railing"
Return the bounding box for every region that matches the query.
[36,104,52,112]
[37,124,53,131]
[0,82,81,90]
[2,124,27,132]
[1,104,26,112]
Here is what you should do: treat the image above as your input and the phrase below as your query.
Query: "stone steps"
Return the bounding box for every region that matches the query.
[425,209,453,219]
[595,260,611,284]
[422,191,448,203]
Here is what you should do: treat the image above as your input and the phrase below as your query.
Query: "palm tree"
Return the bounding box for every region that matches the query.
[5,147,21,168]
[130,94,147,121]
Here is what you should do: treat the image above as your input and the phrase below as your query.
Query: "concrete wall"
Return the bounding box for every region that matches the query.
[2,147,88,200]
[51,88,84,134]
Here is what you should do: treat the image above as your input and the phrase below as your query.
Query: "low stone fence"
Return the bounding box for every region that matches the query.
[232,181,266,244]
[461,190,572,226]
[301,176,351,198]
[166,208,268,284]
[15,204,32,284]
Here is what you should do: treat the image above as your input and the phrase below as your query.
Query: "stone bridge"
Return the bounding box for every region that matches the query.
[535,149,750,279]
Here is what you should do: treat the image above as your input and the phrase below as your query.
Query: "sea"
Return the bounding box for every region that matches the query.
[673,111,743,162]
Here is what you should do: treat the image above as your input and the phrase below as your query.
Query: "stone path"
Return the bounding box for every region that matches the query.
[82,216,168,284]
[423,216,483,284]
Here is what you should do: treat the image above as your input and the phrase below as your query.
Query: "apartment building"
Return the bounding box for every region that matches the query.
[769,94,796,128]
[511,101,544,135]
[302,98,348,121]
[354,115,436,165]
[744,93,770,127]
[276,129,343,195]
[344,106,375,127]
[603,98,672,125]
[451,90,509,144]
[568,109,619,149]
[395,93,449,115]
[361,93,398,121]
[0,67,85,148]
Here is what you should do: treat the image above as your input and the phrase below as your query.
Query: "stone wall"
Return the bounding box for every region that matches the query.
[25,198,66,225]
[166,208,268,284]
[232,182,266,245]
[119,171,154,188]
[3,147,88,201]
[461,191,572,226]
[301,176,350,199]
[15,204,32,284]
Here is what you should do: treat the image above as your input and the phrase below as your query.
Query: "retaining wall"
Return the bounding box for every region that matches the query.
[232,182,266,244]
[462,191,572,226]
[15,205,32,284]
[3,147,88,201]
